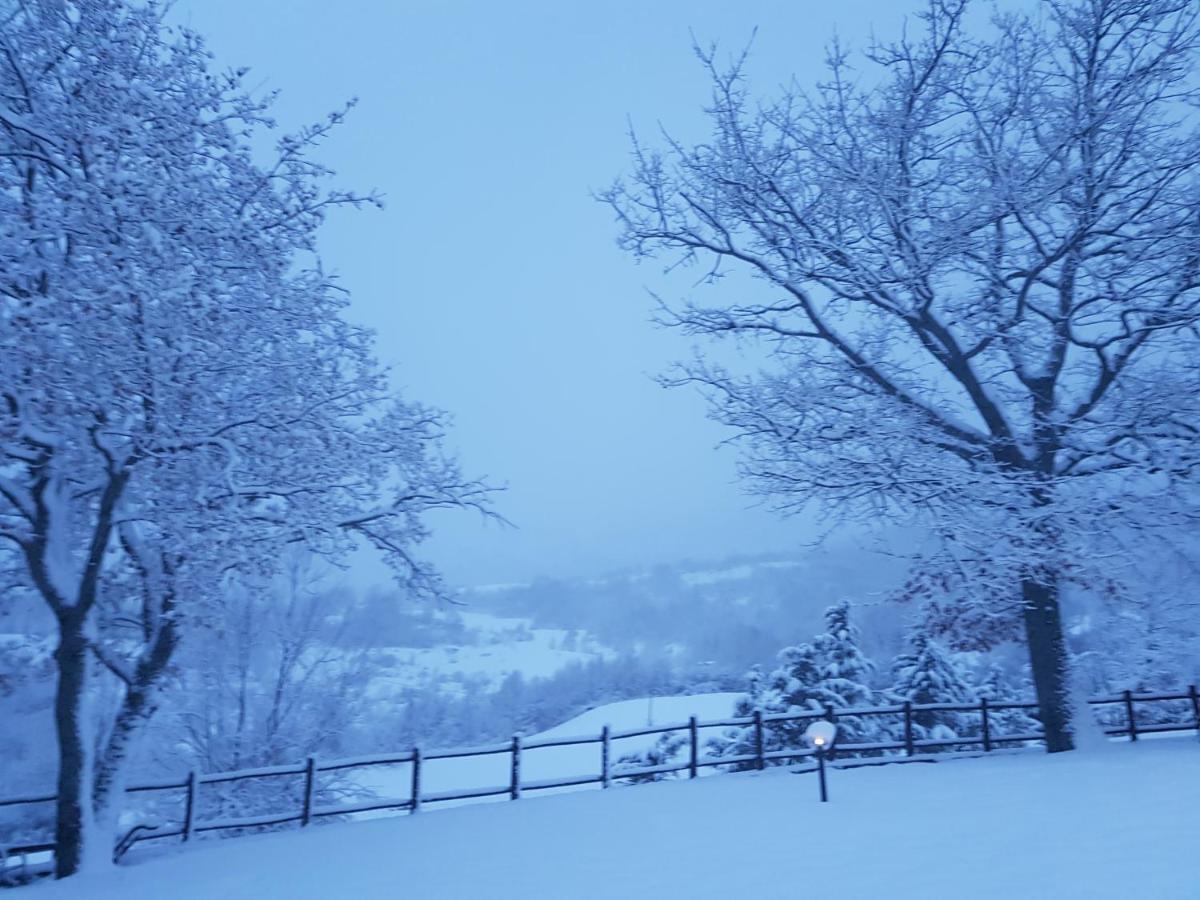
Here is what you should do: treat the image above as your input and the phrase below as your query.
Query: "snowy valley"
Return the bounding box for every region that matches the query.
[4,0,1200,894]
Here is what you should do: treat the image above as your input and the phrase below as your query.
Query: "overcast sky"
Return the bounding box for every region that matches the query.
[174,1,1027,589]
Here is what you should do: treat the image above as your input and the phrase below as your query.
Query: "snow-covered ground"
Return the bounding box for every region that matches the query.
[355,692,743,806]
[679,559,801,585]
[363,611,614,698]
[535,692,743,739]
[30,739,1200,899]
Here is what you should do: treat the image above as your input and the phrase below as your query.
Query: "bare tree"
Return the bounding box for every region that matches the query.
[150,553,373,823]
[605,0,1200,752]
[0,1,493,877]
[170,554,366,772]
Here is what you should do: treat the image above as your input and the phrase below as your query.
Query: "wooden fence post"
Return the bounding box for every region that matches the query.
[688,717,699,779]
[300,756,316,826]
[510,734,522,800]
[601,726,611,789]
[1189,685,1200,736]
[753,710,765,771]
[980,698,992,753]
[1123,690,1138,742]
[903,701,914,756]
[411,747,422,814]
[181,771,197,842]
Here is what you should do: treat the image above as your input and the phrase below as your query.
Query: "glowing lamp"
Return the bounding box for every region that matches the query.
[804,719,837,803]
[804,720,838,749]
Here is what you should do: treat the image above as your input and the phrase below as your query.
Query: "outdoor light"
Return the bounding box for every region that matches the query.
[804,720,838,802]
[804,720,837,749]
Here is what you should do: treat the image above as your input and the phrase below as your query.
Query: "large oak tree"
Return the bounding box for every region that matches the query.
[606,0,1200,752]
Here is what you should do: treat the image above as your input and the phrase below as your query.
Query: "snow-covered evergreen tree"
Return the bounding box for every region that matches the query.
[732,664,769,718]
[812,601,876,710]
[717,602,884,765]
[889,632,975,740]
[975,664,1040,740]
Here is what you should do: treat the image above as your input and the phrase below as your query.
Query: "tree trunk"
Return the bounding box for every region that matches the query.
[91,693,154,848]
[1021,573,1075,753]
[93,621,179,829]
[52,618,104,878]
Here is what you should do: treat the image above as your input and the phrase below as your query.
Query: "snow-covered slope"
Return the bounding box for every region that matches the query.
[357,692,742,805]
[32,740,1200,899]
[362,611,614,698]
[535,692,743,739]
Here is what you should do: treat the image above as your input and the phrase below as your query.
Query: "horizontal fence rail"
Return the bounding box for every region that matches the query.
[2,686,1197,880]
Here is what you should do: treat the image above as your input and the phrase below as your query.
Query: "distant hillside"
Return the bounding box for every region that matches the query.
[458,536,913,675]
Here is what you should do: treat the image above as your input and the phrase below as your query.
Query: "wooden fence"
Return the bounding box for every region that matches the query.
[2,686,1198,877]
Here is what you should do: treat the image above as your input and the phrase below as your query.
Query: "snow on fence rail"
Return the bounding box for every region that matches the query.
[2,687,1198,880]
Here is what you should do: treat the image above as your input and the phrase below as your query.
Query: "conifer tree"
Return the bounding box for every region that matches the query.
[812,602,875,709]
[976,664,1041,740]
[803,602,881,747]
[718,602,882,764]
[890,632,974,738]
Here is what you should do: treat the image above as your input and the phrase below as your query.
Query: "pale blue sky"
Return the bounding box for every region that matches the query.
[175,1,1026,588]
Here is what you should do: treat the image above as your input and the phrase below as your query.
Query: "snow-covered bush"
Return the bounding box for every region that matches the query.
[614,733,688,784]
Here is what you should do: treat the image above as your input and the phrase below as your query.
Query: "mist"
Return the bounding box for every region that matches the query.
[167,0,1000,588]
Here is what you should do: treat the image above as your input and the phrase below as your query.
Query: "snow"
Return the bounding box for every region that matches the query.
[362,612,614,697]
[536,693,743,739]
[680,563,757,585]
[679,559,802,586]
[28,738,1200,899]
[353,692,743,807]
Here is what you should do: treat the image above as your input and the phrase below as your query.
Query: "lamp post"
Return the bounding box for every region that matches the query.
[804,720,838,802]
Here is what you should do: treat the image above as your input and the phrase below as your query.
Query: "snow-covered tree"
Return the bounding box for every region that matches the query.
[0,633,57,852]
[717,602,882,763]
[732,664,769,717]
[145,563,369,828]
[147,560,372,826]
[605,0,1200,753]
[975,663,1040,739]
[165,554,369,772]
[0,1,492,877]
[811,601,876,710]
[889,632,975,738]
[615,732,688,784]
[1077,594,1200,696]
[1068,585,1200,730]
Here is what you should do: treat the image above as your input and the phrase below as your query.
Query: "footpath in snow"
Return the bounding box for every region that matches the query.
[31,738,1200,900]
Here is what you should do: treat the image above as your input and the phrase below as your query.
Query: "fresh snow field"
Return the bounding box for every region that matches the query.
[357,693,744,805]
[30,739,1200,899]
[363,612,616,698]
[535,692,744,739]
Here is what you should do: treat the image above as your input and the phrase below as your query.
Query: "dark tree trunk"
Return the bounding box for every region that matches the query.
[52,616,95,878]
[91,686,154,834]
[93,618,179,822]
[1021,572,1074,753]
